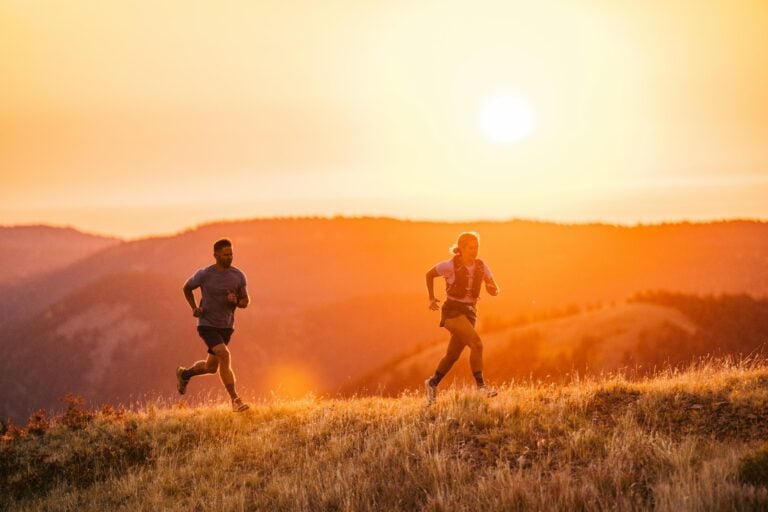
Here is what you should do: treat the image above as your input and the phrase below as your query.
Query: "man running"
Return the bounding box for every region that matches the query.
[176,238,250,412]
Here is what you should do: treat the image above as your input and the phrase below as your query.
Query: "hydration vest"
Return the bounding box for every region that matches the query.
[446,256,486,300]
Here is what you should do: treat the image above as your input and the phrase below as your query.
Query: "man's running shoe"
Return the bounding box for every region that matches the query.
[232,397,250,413]
[477,385,498,398]
[176,366,189,395]
[425,378,437,405]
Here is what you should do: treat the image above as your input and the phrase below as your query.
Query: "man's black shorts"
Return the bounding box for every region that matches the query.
[197,326,234,355]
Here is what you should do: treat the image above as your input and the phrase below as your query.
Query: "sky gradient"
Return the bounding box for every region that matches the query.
[2,0,767,238]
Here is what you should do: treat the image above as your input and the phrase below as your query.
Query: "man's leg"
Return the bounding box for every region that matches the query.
[210,344,236,397]
[182,354,219,380]
[177,354,219,394]
[209,343,249,412]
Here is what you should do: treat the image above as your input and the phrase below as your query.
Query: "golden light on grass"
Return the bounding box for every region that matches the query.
[4,359,768,510]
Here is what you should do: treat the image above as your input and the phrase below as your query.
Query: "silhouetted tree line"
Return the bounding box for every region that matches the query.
[627,291,768,366]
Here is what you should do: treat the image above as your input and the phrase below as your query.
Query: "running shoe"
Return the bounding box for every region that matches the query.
[477,385,498,398]
[425,378,437,405]
[232,397,250,413]
[176,366,189,395]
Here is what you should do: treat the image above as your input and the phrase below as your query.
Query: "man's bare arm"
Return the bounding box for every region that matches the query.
[183,284,203,316]
[237,288,250,309]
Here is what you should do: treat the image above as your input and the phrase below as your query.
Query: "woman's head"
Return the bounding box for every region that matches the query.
[450,231,480,259]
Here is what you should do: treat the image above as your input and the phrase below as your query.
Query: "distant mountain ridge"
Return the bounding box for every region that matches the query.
[0,225,120,287]
[3,218,768,326]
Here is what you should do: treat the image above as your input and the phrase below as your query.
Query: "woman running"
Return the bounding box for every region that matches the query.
[424,231,500,404]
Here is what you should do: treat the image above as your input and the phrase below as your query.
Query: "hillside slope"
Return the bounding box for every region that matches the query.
[0,272,436,423]
[3,362,768,511]
[349,302,699,394]
[350,295,768,395]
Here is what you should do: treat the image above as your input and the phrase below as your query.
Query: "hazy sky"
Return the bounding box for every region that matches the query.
[2,0,767,238]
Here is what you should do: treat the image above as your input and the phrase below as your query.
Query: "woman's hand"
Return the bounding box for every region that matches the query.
[428,298,441,311]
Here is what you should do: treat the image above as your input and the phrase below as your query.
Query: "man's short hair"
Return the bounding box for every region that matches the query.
[213,238,233,253]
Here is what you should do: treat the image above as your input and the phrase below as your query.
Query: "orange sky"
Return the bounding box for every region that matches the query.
[1,0,767,239]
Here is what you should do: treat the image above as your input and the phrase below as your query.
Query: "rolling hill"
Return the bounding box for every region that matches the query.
[2,217,768,423]
[347,302,697,394]
[350,293,768,396]
[3,218,768,327]
[0,270,439,423]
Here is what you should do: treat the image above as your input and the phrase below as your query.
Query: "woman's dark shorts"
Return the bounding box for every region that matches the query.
[440,300,478,327]
[197,326,234,355]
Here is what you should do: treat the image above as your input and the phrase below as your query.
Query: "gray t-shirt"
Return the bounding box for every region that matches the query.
[185,265,248,328]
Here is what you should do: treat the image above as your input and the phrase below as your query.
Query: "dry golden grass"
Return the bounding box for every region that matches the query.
[3,360,768,511]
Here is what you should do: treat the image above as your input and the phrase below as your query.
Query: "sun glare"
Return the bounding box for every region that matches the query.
[265,363,318,398]
[480,94,536,144]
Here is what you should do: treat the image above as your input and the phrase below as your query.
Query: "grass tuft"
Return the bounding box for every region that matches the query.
[738,444,768,488]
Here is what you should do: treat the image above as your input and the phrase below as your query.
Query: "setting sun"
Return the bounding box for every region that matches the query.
[1,1,767,237]
[480,93,536,144]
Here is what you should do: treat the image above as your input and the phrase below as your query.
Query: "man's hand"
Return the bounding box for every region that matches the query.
[485,283,499,296]
[226,290,239,305]
[192,307,204,317]
[428,298,441,311]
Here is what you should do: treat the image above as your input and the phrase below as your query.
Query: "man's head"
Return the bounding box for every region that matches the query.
[213,238,233,268]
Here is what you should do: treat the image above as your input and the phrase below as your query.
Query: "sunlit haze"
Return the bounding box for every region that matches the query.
[2,0,767,238]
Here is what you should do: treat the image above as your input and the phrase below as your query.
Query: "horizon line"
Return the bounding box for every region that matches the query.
[3,213,768,242]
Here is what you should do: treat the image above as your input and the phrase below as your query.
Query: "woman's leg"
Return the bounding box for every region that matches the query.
[443,315,485,385]
[426,331,466,403]
[434,334,465,377]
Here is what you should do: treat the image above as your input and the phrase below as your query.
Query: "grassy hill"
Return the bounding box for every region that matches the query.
[4,217,768,424]
[3,361,768,511]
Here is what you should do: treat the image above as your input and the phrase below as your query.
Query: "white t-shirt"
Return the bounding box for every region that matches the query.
[435,258,494,303]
